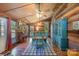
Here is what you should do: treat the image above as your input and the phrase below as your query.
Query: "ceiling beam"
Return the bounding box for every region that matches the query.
[17,14,34,19]
[56,4,79,19]
[53,3,62,12]
[30,16,52,25]
[54,3,67,16]
[64,6,79,19]
[2,4,33,12]
[16,15,34,23]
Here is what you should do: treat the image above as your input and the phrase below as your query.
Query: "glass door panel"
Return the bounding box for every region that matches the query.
[11,20,16,44]
[0,17,7,53]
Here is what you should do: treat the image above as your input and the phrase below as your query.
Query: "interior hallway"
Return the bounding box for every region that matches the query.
[0,3,79,56]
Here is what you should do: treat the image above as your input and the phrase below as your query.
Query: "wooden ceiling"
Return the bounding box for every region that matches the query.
[0,3,63,24]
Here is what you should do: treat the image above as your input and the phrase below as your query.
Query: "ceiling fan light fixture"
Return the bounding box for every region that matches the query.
[36,13,42,18]
[35,9,44,14]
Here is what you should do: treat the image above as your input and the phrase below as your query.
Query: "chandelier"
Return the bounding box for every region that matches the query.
[35,3,43,19]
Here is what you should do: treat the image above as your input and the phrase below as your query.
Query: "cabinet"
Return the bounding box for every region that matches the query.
[52,18,68,51]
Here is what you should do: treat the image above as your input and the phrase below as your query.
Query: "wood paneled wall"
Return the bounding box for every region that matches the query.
[68,22,79,50]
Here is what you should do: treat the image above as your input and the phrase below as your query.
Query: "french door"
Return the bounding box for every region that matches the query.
[0,17,7,53]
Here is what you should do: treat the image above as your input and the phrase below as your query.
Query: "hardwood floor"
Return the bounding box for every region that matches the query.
[52,43,67,56]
